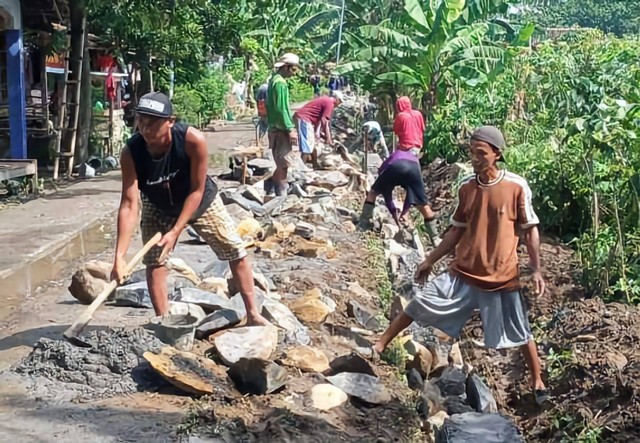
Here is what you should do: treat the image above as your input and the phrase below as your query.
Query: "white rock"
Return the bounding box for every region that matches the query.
[168,302,207,323]
[310,384,348,411]
[214,326,278,366]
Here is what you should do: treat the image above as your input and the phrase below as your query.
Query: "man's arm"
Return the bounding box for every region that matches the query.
[415,226,464,281]
[524,225,545,296]
[173,128,209,234]
[114,147,139,262]
[323,119,333,145]
[273,82,294,131]
[426,226,464,264]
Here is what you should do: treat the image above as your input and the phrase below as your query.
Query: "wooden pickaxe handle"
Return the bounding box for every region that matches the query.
[63,232,162,343]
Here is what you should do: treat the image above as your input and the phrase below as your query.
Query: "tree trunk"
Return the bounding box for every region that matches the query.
[67,0,90,164]
[76,29,92,159]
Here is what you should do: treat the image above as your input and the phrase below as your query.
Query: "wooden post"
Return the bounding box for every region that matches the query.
[362,130,368,174]
[108,97,114,157]
[65,15,87,178]
[52,34,71,180]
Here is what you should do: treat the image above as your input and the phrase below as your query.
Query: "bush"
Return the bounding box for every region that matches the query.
[427,31,640,302]
[172,68,229,128]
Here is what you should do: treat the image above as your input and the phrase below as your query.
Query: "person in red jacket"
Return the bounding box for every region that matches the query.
[393,96,425,156]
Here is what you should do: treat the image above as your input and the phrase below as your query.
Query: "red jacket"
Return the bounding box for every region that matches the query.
[393,96,425,150]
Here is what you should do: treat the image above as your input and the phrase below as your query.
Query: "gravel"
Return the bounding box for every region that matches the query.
[12,328,167,401]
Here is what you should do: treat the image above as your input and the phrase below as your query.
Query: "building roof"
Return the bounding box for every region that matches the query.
[21,0,68,31]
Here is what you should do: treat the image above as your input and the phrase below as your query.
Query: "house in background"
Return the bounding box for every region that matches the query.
[0,0,66,161]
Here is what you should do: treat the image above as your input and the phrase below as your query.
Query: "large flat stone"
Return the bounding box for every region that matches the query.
[213,326,278,366]
[326,372,391,405]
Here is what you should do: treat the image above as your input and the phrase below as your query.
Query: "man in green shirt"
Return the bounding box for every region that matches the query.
[266,53,300,196]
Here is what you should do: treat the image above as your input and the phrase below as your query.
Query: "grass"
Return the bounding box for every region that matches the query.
[364,232,394,312]
[550,412,604,443]
[546,347,575,380]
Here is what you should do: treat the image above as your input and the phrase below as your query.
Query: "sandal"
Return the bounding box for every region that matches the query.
[534,388,550,406]
[354,346,381,364]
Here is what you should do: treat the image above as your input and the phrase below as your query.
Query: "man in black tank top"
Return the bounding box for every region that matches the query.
[111,92,270,326]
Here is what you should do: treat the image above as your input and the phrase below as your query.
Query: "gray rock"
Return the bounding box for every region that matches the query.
[435,413,524,443]
[175,287,230,312]
[228,358,288,395]
[228,289,266,313]
[336,206,356,218]
[466,374,498,414]
[407,368,424,390]
[262,298,310,346]
[346,300,381,331]
[225,204,254,223]
[308,171,349,189]
[435,367,467,396]
[418,381,445,419]
[220,191,263,213]
[290,183,308,198]
[326,353,376,377]
[326,372,391,404]
[256,195,287,217]
[196,309,243,339]
[294,221,316,239]
[247,158,275,175]
[114,282,154,308]
[168,302,207,323]
[444,396,475,415]
[241,185,264,205]
[213,326,278,366]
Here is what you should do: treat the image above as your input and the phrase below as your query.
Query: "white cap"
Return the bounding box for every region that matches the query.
[274,53,300,69]
[332,91,344,102]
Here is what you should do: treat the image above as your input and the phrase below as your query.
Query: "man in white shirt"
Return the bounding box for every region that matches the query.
[362,120,389,159]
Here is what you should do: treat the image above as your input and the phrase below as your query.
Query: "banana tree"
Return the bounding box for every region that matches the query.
[336,0,534,118]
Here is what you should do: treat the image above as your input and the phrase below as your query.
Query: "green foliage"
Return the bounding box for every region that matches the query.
[522,0,640,37]
[427,31,640,302]
[172,68,229,128]
[335,0,531,119]
[288,76,315,103]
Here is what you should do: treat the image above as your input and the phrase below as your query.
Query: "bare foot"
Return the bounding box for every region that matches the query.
[246,313,273,327]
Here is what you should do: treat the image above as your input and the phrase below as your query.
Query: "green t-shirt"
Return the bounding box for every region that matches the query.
[266,73,294,131]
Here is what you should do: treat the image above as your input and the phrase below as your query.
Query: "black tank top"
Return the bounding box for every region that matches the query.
[127,123,217,220]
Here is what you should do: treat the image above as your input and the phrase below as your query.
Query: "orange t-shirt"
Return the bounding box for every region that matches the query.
[450,170,539,291]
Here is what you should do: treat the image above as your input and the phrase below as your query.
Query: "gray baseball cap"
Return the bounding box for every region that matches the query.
[136,92,173,118]
[470,125,506,161]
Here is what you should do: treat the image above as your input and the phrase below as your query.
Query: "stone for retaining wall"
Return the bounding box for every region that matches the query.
[214,326,278,366]
[228,358,288,395]
[68,260,113,304]
[435,412,524,443]
[326,372,391,405]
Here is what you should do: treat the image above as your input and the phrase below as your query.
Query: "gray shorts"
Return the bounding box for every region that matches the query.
[405,272,532,349]
[268,129,295,168]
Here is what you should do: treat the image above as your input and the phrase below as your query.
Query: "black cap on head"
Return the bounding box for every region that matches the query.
[136,92,173,118]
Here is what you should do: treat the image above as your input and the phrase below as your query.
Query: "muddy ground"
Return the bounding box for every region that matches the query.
[0,121,638,443]
[424,161,640,443]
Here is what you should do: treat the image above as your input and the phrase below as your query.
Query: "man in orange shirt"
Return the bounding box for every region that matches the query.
[364,126,548,404]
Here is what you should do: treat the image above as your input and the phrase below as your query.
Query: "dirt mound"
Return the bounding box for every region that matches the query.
[13,328,166,401]
[421,160,640,442]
